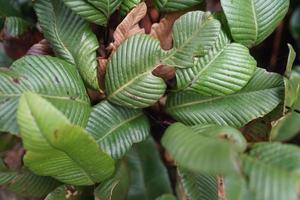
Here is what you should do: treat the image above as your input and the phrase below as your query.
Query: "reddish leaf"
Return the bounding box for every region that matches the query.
[27,39,53,56]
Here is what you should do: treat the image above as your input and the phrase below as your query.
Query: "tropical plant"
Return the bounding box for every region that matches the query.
[0,0,299,199]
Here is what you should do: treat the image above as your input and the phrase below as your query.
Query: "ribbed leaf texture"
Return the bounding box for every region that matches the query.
[127,137,173,200]
[17,92,115,185]
[154,0,204,12]
[162,123,245,174]
[271,67,300,141]
[62,0,107,25]
[221,0,290,47]
[176,30,256,95]
[0,55,91,134]
[166,68,284,127]
[86,100,150,159]
[88,0,122,18]
[163,11,221,68]
[179,168,218,200]
[120,0,141,16]
[239,143,300,200]
[106,34,166,108]
[95,161,130,200]
[0,167,60,198]
[4,17,31,37]
[34,0,99,89]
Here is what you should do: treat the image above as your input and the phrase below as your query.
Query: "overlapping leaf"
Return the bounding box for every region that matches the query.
[86,100,150,159]
[162,123,245,175]
[0,167,60,198]
[0,55,91,134]
[120,0,141,16]
[95,161,130,200]
[163,11,221,68]
[154,0,204,12]
[239,143,300,200]
[221,0,289,47]
[4,17,31,37]
[166,68,284,127]
[106,34,166,108]
[179,168,219,200]
[127,137,172,200]
[17,92,114,185]
[176,30,256,95]
[35,0,99,89]
[88,0,122,18]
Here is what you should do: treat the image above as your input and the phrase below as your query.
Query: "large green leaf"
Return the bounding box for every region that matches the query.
[62,0,107,25]
[127,137,172,200]
[0,167,60,198]
[166,68,284,127]
[162,123,245,175]
[106,34,166,108]
[176,30,256,95]
[239,143,300,200]
[154,0,203,12]
[17,92,115,185]
[86,100,150,159]
[34,0,99,90]
[0,55,91,134]
[95,161,130,200]
[221,0,289,47]
[162,11,222,69]
[179,168,219,200]
[88,0,122,18]
[4,17,31,37]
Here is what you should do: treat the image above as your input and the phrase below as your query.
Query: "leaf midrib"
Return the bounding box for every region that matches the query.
[97,113,143,142]
[0,93,89,105]
[167,86,283,110]
[250,0,258,45]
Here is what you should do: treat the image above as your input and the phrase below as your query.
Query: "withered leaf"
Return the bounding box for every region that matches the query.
[27,39,53,56]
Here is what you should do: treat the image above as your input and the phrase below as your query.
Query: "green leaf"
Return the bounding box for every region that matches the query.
[224,175,252,200]
[0,0,21,17]
[45,185,92,200]
[176,30,256,95]
[286,67,300,109]
[155,194,177,200]
[88,0,122,18]
[119,0,141,16]
[62,0,107,25]
[179,168,219,200]
[285,44,296,79]
[95,161,130,200]
[127,137,172,200]
[239,143,300,200]
[0,55,91,134]
[34,0,100,90]
[166,68,284,127]
[17,92,115,185]
[290,6,300,49]
[221,0,289,47]
[162,123,243,175]
[86,100,150,159]
[106,34,166,108]
[4,17,31,37]
[190,124,247,152]
[0,168,60,198]
[154,0,204,12]
[163,11,222,69]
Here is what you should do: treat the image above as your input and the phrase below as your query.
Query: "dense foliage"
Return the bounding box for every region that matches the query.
[0,0,300,199]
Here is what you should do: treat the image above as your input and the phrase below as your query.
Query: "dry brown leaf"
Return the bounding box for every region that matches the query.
[97,57,108,91]
[27,39,53,56]
[150,12,183,50]
[108,2,147,51]
[152,65,176,81]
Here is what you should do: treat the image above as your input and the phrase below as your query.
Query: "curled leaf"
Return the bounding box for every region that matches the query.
[27,39,53,56]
